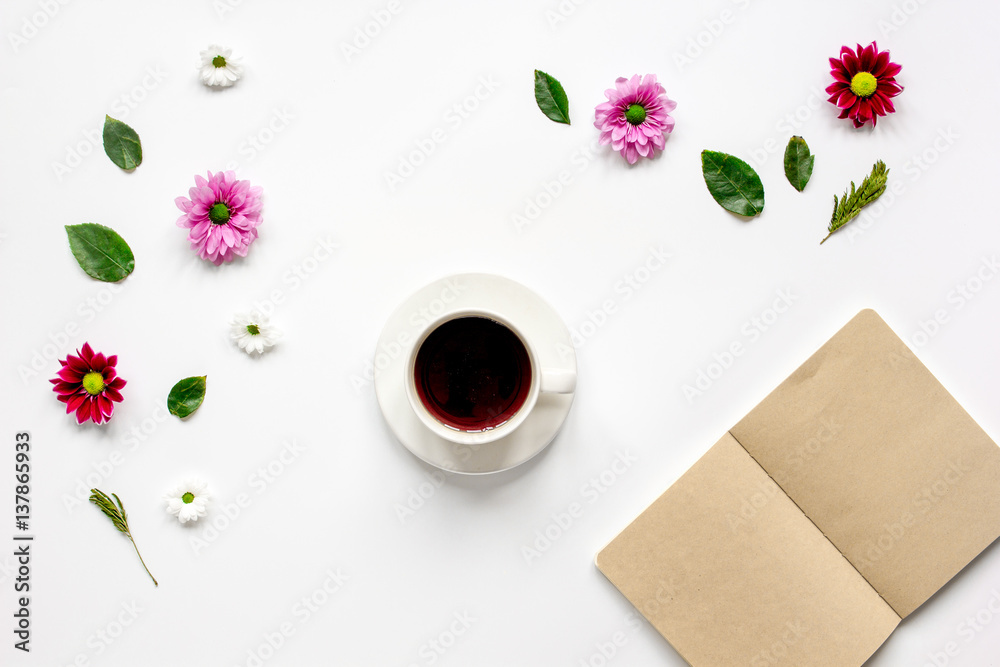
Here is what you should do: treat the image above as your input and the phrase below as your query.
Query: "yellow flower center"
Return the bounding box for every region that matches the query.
[182,492,195,504]
[850,72,878,98]
[82,371,105,395]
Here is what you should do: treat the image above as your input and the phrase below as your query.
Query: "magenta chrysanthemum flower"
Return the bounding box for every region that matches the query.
[50,343,126,425]
[826,42,902,128]
[595,74,676,164]
[175,170,263,265]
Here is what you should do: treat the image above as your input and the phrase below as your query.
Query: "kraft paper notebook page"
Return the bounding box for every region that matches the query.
[596,309,1000,667]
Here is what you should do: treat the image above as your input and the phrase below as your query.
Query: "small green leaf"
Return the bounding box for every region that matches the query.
[783,136,814,192]
[533,70,570,125]
[701,150,765,217]
[102,115,142,170]
[168,376,207,419]
[65,223,135,282]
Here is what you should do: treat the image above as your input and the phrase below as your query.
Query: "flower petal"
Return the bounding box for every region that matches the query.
[868,93,886,116]
[860,43,875,71]
[97,394,114,419]
[52,381,78,394]
[830,69,850,84]
[871,50,890,77]
[66,355,89,372]
[836,91,857,109]
[76,399,93,424]
[66,392,88,414]
[57,366,84,382]
[624,143,639,164]
[842,50,860,75]
[90,352,107,372]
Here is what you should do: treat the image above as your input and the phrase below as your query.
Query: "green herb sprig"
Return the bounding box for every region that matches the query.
[822,160,889,244]
[90,488,158,586]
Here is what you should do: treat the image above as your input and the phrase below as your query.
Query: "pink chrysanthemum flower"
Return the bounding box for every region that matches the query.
[826,41,902,128]
[175,170,263,265]
[595,74,676,164]
[50,343,126,425]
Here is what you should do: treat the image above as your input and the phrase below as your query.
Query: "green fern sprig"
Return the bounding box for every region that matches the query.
[821,160,889,244]
[90,488,158,586]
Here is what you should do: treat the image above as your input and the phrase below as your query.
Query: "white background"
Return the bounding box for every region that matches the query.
[1,0,998,665]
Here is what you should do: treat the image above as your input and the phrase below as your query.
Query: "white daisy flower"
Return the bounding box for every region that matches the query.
[230,311,280,355]
[199,44,243,87]
[164,478,211,524]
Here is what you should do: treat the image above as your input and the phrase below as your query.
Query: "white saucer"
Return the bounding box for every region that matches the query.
[374,273,577,474]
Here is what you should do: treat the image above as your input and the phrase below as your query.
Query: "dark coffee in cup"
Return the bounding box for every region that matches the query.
[413,317,532,432]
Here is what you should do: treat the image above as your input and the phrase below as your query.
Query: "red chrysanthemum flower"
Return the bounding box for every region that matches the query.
[50,342,126,425]
[826,41,902,128]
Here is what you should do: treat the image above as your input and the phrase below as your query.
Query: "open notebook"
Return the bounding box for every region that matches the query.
[597,309,1000,667]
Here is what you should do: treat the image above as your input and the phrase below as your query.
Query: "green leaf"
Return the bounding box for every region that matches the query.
[533,70,570,125]
[701,150,765,217]
[168,376,207,419]
[783,136,814,192]
[821,160,889,244]
[65,223,135,282]
[102,115,142,170]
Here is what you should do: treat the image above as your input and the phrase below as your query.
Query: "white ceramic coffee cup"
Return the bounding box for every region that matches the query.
[404,309,576,446]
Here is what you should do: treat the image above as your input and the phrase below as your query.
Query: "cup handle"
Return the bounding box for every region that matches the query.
[540,368,576,394]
